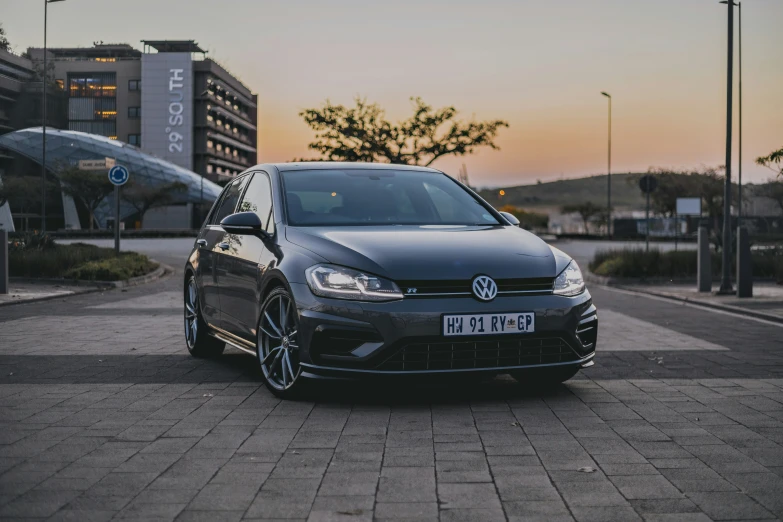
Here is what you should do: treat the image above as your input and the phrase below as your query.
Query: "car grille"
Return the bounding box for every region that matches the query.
[376,336,579,372]
[398,277,554,298]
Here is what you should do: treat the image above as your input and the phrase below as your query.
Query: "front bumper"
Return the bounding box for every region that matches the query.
[289,282,597,376]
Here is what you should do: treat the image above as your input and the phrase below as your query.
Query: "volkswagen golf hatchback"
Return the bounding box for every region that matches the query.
[184,163,597,398]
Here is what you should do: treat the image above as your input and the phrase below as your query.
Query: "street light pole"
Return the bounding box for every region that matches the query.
[41,0,48,233]
[718,0,734,294]
[738,1,742,226]
[601,92,612,238]
[41,0,65,234]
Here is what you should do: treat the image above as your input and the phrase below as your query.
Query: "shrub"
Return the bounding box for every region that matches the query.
[589,247,782,281]
[63,253,158,281]
[10,243,117,278]
[9,237,157,281]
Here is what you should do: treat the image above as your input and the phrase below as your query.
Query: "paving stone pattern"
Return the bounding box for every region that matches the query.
[0,276,782,521]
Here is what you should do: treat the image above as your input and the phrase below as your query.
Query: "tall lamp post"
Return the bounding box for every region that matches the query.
[601,91,612,238]
[717,0,735,294]
[41,0,66,234]
[721,1,742,225]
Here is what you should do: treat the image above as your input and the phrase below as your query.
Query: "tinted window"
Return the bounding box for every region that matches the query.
[282,169,499,226]
[210,175,250,225]
[238,172,274,232]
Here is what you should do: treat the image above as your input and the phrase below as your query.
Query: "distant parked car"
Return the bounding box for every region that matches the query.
[184,163,597,398]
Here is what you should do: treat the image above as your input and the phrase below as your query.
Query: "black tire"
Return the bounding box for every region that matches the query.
[256,287,304,399]
[510,365,580,387]
[184,274,225,358]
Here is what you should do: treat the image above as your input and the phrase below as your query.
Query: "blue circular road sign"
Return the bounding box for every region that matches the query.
[108,165,129,186]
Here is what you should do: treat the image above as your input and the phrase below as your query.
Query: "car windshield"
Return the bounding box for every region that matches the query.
[282,169,500,226]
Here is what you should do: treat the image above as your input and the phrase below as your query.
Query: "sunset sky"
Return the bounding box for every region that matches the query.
[4,0,782,187]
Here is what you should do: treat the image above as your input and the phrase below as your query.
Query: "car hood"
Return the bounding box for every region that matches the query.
[285,225,559,281]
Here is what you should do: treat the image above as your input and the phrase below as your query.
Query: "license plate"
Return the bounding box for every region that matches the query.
[442,312,535,337]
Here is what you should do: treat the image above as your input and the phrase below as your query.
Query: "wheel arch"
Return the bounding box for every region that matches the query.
[260,271,291,304]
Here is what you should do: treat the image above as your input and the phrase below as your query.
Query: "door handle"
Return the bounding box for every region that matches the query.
[218,242,230,251]
[196,239,207,247]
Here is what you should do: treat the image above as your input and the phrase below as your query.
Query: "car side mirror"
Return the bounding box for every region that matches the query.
[498,211,520,227]
[220,211,269,239]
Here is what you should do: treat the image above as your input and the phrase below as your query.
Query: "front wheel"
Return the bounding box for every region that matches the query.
[510,365,580,388]
[256,287,303,399]
[184,275,225,358]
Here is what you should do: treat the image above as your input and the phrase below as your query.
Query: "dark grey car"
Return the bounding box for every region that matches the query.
[184,163,597,398]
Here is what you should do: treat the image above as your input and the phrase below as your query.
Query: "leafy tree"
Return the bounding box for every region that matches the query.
[0,175,60,230]
[756,180,783,214]
[637,168,693,217]
[757,146,783,177]
[561,202,602,234]
[0,24,10,52]
[640,166,737,249]
[298,96,509,166]
[0,176,40,210]
[58,167,114,231]
[121,180,187,227]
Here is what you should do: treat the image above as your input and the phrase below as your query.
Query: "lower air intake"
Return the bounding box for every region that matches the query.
[376,336,579,372]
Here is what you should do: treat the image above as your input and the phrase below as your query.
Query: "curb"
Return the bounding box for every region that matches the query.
[586,272,783,325]
[1,260,173,307]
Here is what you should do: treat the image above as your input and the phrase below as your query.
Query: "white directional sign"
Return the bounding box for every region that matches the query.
[78,158,116,171]
[676,197,701,216]
[108,165,129,186]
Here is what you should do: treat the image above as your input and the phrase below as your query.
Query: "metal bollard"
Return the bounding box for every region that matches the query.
[736,226,752,298]
[697,225,711,292]
[0,230,8,295]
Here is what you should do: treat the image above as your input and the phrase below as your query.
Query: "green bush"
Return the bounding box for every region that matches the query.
[590,248,783,281]
[9,238,157,281]
[10,243,117,278]
[63,253,158,282]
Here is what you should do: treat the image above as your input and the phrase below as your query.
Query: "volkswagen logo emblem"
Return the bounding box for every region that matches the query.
[472,275,498,301]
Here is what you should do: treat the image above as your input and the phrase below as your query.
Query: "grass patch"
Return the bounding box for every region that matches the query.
[589,248,783,282]
[9,235,158,281]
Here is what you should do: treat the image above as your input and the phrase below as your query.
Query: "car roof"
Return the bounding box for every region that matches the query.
[255,162,443,173]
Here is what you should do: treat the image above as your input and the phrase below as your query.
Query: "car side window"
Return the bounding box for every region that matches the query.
[238,172,274,233]
[210,175,250,225]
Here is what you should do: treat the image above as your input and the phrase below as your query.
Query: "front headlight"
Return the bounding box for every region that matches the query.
[305,264,403,302]
[553,260,585,296]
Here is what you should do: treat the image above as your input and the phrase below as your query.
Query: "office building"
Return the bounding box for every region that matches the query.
[27,40,258,184]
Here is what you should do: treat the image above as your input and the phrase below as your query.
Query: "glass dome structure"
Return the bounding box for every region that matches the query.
[0,127,223,227]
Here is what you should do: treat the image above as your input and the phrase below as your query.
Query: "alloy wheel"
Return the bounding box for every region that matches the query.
[258,292,301,391]
[184,278,199,349]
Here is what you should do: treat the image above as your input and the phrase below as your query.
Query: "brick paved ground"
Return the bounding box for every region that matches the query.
[1,262,783,521]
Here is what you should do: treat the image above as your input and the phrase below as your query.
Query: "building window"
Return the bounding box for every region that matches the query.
[128,134,141,146]
[67,72,117,138]
[207,140,213,149]
[128,107,141,119]
[207,164,213,174]
[128,79,141,91]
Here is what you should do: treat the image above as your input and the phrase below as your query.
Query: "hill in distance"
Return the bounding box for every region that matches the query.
[477,173,647,212]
